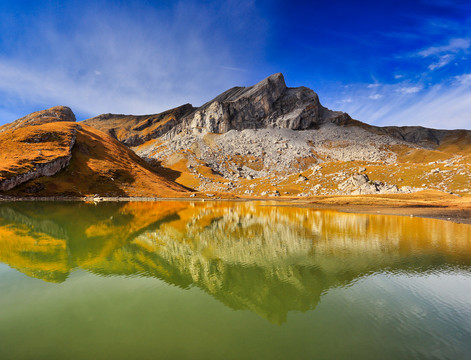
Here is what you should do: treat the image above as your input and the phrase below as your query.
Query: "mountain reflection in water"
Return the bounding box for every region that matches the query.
[0,201,470,324]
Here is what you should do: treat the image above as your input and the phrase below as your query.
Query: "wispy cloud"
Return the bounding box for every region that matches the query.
[397,86,422,94]
[369,94,383,100]
[220,66,248,72]
[428,54,454,70]
[0,1,266,122]
[418,38,470,57]
[416,37,470,71]
[456,73,471,84]
[327,77,471,130]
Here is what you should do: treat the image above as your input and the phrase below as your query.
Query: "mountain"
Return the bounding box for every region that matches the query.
[0,106,189,197]
[1,74,470,198]
[83,73,471,197]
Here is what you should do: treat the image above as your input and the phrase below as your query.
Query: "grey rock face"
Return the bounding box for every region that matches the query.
[83,72,471,149]
[338,173,400,195]
[184,73,351,134]
[0,155,74,191]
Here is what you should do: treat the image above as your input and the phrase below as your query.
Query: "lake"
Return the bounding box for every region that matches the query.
[0,200,470,359]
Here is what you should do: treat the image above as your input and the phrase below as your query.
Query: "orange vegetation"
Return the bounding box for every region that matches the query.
[1,123,189,197]
[82,104,194,145]
[0,122,76,180]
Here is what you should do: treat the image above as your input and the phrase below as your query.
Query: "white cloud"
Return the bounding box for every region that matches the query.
[456,73,471,84]
[397,86,422,94]
[428,54,454,70]
[419,38,470,57]
[369,94,383,100]
[220,66,248,72]
[325,76,471,130]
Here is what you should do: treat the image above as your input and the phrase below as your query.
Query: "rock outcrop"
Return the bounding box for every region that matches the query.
[85,73,353,141]
[0,141,75,191]
[0,105,78,191]
[84,73,471,149]
[338,174,400,195]
[0,106,76,133]
[178,73,351,134]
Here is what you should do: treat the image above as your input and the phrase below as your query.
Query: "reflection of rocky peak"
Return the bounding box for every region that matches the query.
[1,202,470,323]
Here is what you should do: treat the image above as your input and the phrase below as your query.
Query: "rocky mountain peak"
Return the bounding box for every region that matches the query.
[185,72,350,134]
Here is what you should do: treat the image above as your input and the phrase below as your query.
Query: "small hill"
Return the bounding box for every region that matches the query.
[0,106,76,133]
[0,107,189,197]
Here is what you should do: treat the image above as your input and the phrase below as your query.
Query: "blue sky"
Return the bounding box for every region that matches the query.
[0,0,470,129]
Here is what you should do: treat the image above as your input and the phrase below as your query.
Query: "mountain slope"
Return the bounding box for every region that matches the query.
[83,103,195,146]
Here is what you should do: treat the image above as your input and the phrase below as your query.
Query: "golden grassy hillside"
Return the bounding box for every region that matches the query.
[0,122,77,183]
[0,105,189,197]
[2,124,189,197]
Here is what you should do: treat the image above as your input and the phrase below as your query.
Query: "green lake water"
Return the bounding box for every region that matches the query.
[0,200,470,359]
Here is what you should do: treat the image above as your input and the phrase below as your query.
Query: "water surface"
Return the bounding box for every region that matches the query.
[0,201,470,359]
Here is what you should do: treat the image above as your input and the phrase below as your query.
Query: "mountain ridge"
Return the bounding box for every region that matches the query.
[1,73,470,197]
[83,73,470,149]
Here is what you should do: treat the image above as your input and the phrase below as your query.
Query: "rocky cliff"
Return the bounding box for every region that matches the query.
[0,121,78,192]
[84,73,469,148]
[181,73,350,134]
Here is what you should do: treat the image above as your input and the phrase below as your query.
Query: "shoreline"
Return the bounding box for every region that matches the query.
[1,190,471,225]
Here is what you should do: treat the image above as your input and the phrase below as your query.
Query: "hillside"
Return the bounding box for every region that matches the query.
[84,73,471,197]
[0,107,189,197]
[84,103,195,146]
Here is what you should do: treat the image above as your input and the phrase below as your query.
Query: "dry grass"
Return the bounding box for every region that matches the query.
[0,122,77,180]
[2,124,189,197]
[83,104,194,144]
